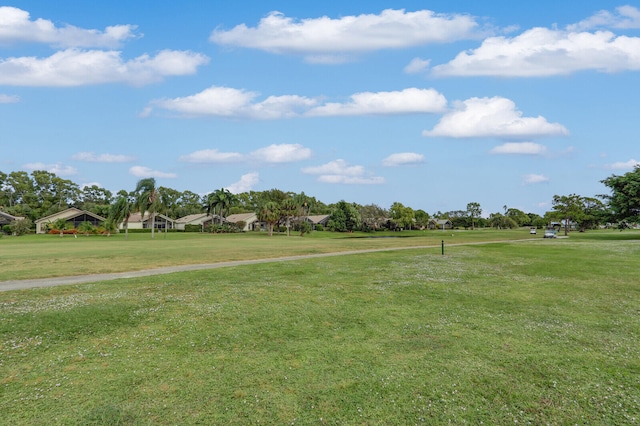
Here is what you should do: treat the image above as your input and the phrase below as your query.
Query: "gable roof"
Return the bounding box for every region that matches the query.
[226,212,258,223]
[0,211,24,223]
[128,212,175,223]
[306,214,331,225]
[35,207,106,224]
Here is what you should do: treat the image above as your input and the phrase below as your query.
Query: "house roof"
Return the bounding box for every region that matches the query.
[35,207,106,224]
[226,212,258,223]
[306,214,331,225]
[0,211,24,222]
[175,213,209,224]
[128,212,175,223]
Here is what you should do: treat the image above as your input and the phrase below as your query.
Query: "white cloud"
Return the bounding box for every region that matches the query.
[382,152,425,166]
[523,174,550,185]
[431,27,640,77]
[489,142,548,155]
[604,159,640,170]
[307,88,447,116]
[0,49,209,87]
[72,152,135,163]
[0,6,138,48]
[302,159,384,184]
[0,94,19,103]
[568,6,640,31]
[250,144,312,163]
[404,57,431,74]
[422,97,569,139]
[23,162,77,176]
[129,166,177,179]
[226,172,260,194]
[179,149,244,163]
[210,9,480,62]
[152,86,447,119]
[152,86,316,119]
[179,144,312,164]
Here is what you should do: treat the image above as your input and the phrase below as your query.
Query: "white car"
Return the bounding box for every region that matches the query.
[543,230,557,238]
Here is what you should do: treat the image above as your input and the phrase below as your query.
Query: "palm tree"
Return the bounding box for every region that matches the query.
[204,188,238,228]
[258,201,280,236]
[280,198,298,236]
[134,178,160,239]
[110,194,133,239]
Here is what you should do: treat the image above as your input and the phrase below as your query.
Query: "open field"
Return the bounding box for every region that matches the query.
[0,229,538,281]
[1,231,639,424]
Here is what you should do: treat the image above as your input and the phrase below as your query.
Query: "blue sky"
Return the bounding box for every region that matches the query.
[1,1,639,216]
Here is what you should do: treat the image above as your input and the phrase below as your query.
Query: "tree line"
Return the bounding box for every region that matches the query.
[1,166,639,236]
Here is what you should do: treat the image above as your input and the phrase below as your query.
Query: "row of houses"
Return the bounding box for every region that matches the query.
[2,207,455,234]
[15,207,331,234]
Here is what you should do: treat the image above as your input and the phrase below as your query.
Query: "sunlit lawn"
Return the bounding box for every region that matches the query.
[1,232,639,424]
[0,229,535,281]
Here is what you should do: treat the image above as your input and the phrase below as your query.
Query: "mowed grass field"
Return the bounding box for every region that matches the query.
[0,229,534,281]
[1,230,639,424]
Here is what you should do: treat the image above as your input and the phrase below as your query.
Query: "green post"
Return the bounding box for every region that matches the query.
[441,240,444,256]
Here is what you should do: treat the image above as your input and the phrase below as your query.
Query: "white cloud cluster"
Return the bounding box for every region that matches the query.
[489,142,547,155]
[23,162,77,176]
[226,172,260,194]
[604,158,640,170]
[404,58,431,74]
[0,6,137,48]
[152,86,446,119]
[153,86,316,119]
[308,88,447,116]
[568,5,640,31]
[72,152,135,163]
[129,166,177,179]
[431,26,640,77]
[0,49,209,87]
[302,159,384,184]
[382,152,425,166]
[210,9,480,62]
[179,144,312,164]
[523,174,550,185]
[423,97,568,139]
[0,94,19,103]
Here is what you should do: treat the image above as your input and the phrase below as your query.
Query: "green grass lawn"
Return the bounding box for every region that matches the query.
[1,231,639,424]
[0,229,535,281]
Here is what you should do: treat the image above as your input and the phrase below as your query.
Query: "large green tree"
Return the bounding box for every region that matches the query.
[258,201,280,236]
[390,202,415,230]
[134,178,161,239]
[466,202,482,230]
[110,194,133,239]
[551,194,606,235]
[601,165,640,224]
[328,201,361,232]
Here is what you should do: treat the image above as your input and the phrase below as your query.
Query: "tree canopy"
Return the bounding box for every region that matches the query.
[601,165,640,224]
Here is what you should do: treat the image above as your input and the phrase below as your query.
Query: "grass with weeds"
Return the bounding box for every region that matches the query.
[0,229,534,281]
[1,233,639,424]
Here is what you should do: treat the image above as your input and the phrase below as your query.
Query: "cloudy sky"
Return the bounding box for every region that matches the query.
[1,1,639,215]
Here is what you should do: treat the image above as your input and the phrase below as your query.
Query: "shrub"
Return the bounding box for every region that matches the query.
[2,224,11,234]
[10,218,33,236]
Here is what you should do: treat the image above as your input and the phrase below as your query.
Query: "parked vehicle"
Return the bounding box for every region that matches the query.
[543,229,557,238]
[529,227,537,234]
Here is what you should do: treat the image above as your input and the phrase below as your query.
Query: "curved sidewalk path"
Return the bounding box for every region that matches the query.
[0,239,540,292]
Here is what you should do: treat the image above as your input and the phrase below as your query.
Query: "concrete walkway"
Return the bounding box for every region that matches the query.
[0,239,541,292]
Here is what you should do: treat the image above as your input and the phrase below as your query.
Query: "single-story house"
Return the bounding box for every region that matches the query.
[34,207,107,234]
[226,212,260,231]
[126,212,176,230]
[174,213,223,231]
[0,211,25,227]
[302,214,331,228]
[428,219,453,230]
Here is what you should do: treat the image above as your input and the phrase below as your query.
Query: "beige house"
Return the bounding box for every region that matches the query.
[428,219,453,230]
[226,212,260,231]
[125,212,176,230]
[174,213,222,231]
[304,214,331,228]
[34,208,106,234]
